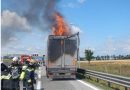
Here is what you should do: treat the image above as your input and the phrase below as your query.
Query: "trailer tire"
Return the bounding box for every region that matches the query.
[47,75,49,78]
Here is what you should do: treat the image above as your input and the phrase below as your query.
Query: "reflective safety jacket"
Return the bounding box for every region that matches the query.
[20,71,26,80]
[20,65,27,80]
[0,74,11,80]
[10,66,20,79]
[20,65,35,82]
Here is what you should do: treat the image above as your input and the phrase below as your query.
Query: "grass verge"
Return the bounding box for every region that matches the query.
[79,60,130,77]
[77,60,130,90]
[2,59,12,63]
[83,75,130,90]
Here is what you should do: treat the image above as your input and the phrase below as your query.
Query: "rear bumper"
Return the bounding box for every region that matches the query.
[47,68,76,79]
[53,75,76,79]
[48,74,76,79]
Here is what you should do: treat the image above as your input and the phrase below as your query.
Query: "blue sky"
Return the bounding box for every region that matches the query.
[1,0,130,56]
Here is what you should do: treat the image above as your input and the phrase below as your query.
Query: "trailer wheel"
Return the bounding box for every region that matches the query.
[46,72,49,78]
[47,75,49,78]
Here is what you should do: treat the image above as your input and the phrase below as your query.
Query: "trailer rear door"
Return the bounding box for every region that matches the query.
[64,37,77,68]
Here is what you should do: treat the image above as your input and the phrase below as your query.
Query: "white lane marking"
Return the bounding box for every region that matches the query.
[77,80,101,90]
[37,67,42,78]
[36,80,42,89]
[38,70,42,78]
[20,81,23,90]
[36,66,42,89]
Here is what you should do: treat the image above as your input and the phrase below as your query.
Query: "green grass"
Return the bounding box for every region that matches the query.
[2,59,12,63]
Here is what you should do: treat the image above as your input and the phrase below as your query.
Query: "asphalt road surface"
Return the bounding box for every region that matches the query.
[3,62,100,90]
[34,65,100,90]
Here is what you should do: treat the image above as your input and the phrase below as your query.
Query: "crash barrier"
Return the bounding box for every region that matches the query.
[77,68,86,74]
[76,68,86,79]
[78,68,130,90]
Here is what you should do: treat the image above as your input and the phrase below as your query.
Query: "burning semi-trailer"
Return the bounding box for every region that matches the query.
[45,10,80,79]
[46,33,80,79]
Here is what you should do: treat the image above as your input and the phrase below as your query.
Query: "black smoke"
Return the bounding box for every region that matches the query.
[24,0,59,31]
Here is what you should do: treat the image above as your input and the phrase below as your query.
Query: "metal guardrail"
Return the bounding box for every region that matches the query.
[85,69,130,90]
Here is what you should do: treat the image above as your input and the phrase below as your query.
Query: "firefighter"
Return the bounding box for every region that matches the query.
[1,61,11,90]
[8,57,22,75]
[20,64,28,90]
[7,57,22,90]
[28,59,37,84]
[20,59,35,90]
[1,61,8,73]
[20,59,30,81]
[20,59,29,81]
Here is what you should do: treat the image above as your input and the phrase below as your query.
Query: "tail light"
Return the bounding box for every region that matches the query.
[48,73,53,75]
[71,72,76,75]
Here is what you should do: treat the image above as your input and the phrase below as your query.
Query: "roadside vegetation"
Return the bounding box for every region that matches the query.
[2,59,12,63]
[83,77,128,90]
[85,49,93,64]
[80,60,130,77]
[77,60,130,90]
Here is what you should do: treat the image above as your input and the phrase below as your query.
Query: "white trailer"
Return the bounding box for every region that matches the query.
[46,33,79,79]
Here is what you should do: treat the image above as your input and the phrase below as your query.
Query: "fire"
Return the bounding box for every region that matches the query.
[52,12,69,36]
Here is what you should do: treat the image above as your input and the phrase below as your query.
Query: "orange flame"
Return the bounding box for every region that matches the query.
[52,12,69,36]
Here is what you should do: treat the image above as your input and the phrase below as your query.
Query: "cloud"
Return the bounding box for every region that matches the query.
[70,24,82,34]
[2,10,31,31]
[94,37,130,55]
[31,33,43,38]
[118,37,130,54]
[26,47,44,55]
[63,3,77,8]
[26,47,42,52]
[26,47,34,52]
[1,45,26,56]
[63,0,86,8]
[9,37,18,41]
[1,10,31,47]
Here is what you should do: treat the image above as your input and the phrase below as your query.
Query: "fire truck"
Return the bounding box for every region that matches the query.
[20,55,31,64]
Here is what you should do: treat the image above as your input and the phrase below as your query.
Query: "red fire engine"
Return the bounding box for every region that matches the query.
[20,55,31,64]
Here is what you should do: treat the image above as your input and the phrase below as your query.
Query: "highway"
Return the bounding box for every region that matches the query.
[34,65,100,90]
[3,62,100,90]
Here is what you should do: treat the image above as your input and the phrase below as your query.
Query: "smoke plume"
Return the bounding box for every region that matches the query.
[1,0,80,47]
[24,0,58,31]
[70,24,82,34]
[1,10,31,47]
[1,0,58,46]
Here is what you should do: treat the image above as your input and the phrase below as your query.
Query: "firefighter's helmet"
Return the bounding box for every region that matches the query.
[22,66,27,70]
[12,57,18,61]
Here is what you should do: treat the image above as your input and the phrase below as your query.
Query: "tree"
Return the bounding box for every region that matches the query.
[85,49,93,64]
[96,56,101,60]
[106,55,110,60]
